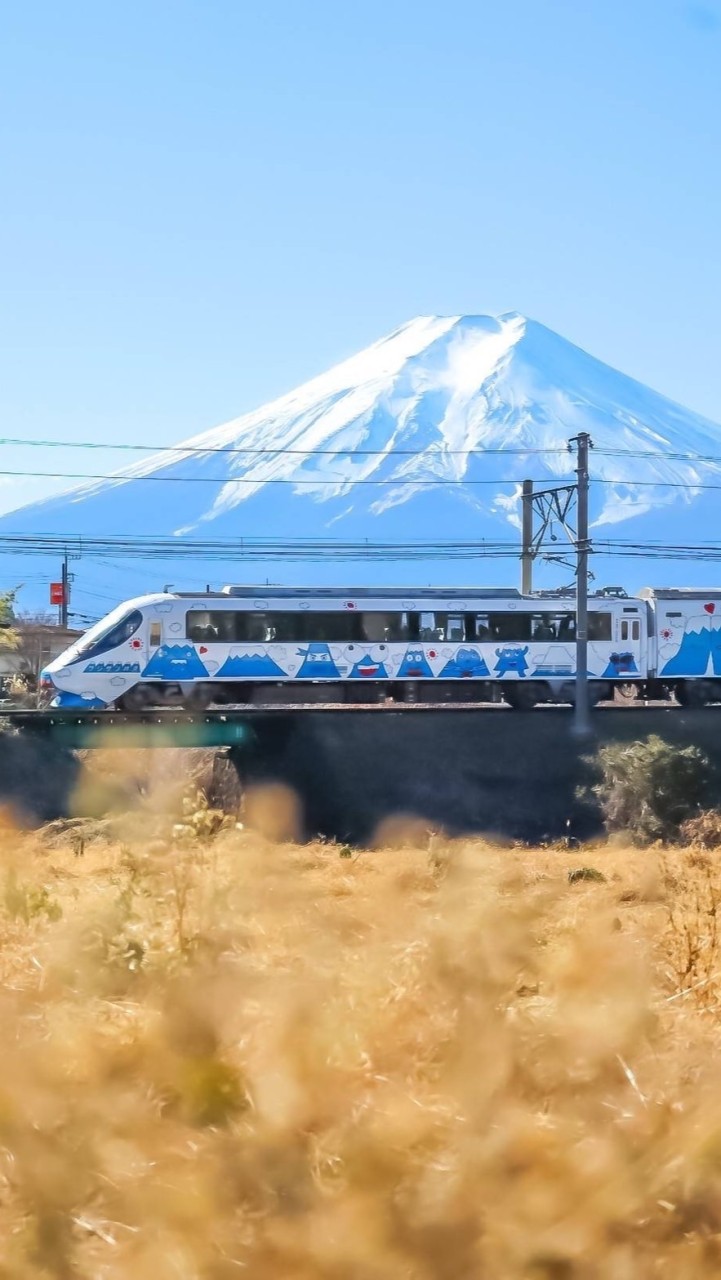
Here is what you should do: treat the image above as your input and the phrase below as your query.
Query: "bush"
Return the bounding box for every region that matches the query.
[586,734,712,845]
[680,809,721,849]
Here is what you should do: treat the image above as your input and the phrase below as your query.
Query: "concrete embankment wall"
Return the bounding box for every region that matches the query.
[0,733,81,825]
[5,707,721,843]
[236,708,721,844]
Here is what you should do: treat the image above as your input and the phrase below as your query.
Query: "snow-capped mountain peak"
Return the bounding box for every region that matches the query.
[3,311,721,603]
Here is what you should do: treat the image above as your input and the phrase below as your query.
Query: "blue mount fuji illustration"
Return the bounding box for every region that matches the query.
[397,648,434,678]
[296,643,341,678]
[494,647,529,677]
[602,652,639,678]
[661,626,721,677]
[439,647,490,678]
[348,652,389,678]
[141,644,209,679]
[216,651,286,678]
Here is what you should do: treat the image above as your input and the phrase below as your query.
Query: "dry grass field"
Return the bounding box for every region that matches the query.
[1,760,721,1277]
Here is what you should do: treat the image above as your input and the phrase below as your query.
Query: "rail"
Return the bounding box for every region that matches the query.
[0,703,519,748]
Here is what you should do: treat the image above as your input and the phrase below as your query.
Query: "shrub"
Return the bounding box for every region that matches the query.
[680,809,721,849]
[4,871,62,923]
[586,734,711,845]
[0,587,19,650]
[567,866,606,884]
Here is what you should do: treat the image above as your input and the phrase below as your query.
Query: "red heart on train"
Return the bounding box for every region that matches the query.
[199,645,208,653]
[705,604,716,615]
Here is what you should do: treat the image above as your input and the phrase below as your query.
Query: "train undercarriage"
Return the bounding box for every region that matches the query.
[114,677,721,712]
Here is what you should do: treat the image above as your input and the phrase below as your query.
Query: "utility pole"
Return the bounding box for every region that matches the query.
[521,480,533,594]
[569,432,592,737]
[517,478,576,590]
[60,550,69,629]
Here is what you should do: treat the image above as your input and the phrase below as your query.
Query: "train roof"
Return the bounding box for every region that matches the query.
[216,586,522,599]
[637,588,721,600]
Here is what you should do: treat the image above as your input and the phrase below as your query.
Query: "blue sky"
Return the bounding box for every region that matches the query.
[2,0,721,524]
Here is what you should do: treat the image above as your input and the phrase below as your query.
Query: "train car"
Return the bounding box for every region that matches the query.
[40,585,650,710]
[637,588,721,706]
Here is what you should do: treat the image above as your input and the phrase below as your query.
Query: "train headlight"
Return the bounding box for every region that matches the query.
[39,671,56,691]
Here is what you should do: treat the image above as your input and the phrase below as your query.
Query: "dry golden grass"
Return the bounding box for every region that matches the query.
[1,785,721,1276]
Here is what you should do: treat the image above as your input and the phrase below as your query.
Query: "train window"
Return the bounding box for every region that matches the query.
[468,613,492,641]
[304,612,359,642]
[620,621,629,641]
[588,613,612,641]
[531,614,557,641]
[186,610,236,643]
[410,612,466,642]
[360,612,409,642]
[390,612,412,641]
[526,613,577,641]
[429,613,465,642]
[490,613,532,642]
[418,611,438,640]
[632,620,640,641]
[261,614,300,642]
[149,622,161,647]
[73,609,143,662]
[360,613,386,643]
[237,613,275,642]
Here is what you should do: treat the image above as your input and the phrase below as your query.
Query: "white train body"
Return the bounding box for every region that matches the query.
[39,585,721,710]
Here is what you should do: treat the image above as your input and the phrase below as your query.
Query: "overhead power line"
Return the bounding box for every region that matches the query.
[5,531,721,565]
[0,437,563,458]
[4,466,721,493]
[4,436,721,465]
[0,469,549,486]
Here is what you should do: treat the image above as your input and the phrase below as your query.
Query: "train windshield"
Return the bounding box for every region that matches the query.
[67,607,144,664]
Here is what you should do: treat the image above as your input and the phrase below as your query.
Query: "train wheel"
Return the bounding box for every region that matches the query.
[675,682,709,708]
[119,684,155,712]
[504,682,542,710]
[559,681,606,707]
[182,684,213,712]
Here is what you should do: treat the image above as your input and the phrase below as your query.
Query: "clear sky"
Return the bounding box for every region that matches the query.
[2,0,721,521]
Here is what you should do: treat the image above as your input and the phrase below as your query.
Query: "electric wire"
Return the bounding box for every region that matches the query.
[5,468,721,493]
[0,437,566,457]
[5,532,721,564]
[5,436,721,465]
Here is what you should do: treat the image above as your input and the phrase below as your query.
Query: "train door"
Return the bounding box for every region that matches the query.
[613,604,645,680]
[144,618,162,675]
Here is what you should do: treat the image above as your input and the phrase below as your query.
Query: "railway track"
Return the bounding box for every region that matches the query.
[0,698,691,729]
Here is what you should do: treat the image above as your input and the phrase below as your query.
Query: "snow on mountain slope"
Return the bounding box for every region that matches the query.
[3,312,721,607]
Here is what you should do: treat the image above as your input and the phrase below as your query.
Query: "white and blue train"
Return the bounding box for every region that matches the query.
[39,584,721,710]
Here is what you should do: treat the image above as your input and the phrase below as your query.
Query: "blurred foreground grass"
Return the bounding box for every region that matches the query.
[0,772,721,1276]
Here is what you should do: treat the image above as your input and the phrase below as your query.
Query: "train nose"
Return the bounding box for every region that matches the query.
[39,670,56,692]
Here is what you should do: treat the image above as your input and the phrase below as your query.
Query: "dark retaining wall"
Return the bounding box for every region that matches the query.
[5,708,721,843]
[234,708,721,844]
[0,733,81,825]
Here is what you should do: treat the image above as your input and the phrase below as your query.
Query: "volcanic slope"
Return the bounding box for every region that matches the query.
[4,313,721,595]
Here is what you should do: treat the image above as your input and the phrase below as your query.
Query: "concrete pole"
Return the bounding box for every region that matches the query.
[60,551,69,629]
[572,433,591,736]
[521,480,533,595]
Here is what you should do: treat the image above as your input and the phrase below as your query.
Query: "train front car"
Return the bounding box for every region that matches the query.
[38,586,655,712]
[40,594,175,710]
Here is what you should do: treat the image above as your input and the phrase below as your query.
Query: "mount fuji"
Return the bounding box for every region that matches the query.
[3,312,721,613]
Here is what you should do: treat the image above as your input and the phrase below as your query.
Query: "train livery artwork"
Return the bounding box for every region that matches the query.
[38,585,721,710]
